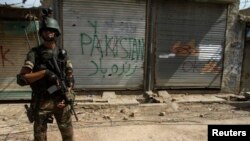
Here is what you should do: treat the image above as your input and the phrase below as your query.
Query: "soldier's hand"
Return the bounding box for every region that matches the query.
[57,100,66,108]
[45,69,58,83]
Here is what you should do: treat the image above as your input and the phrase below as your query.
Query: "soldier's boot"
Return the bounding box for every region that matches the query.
[59,125,74,141]
[34,122,48,141]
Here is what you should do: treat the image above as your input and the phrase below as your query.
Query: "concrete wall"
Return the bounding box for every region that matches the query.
[221,0,246,94]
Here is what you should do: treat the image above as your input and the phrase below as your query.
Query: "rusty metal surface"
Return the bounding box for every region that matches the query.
[62,0,146,89]
[154,0,227,88]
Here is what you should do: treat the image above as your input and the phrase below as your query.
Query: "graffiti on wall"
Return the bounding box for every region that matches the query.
[171,39,198,56]
[169,40,222,73]
[0,45,14,67]
[182,58,221,73]
[88,58,138,77]
[79,20,144,77]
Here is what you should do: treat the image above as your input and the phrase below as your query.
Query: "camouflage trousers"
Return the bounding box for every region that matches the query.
[33,102,74,141]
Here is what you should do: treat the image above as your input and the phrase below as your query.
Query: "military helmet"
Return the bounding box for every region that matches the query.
[39,17,61,37]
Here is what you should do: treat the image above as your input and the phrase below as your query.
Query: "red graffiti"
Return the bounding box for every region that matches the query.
[0,45,14,67]
[171,39,198,56]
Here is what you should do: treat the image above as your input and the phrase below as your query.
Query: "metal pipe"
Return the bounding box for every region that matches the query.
[145,0,153,92]
[24,29,31,49]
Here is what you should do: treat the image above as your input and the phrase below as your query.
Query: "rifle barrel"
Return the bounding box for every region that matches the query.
[51,57,78,121]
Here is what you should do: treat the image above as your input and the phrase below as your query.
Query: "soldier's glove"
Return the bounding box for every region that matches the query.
[45,69,58,84]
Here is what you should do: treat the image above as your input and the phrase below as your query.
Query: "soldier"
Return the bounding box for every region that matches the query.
[16,15,75,141]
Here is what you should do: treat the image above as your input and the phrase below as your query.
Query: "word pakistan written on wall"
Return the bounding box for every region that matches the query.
[80,20,144,78]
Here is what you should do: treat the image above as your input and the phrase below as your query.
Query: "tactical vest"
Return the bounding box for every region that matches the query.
[30,45,67,101]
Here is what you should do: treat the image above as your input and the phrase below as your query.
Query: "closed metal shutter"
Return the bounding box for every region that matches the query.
[0,21,38,92]
[62,0,146,89]
[154,0,227,88]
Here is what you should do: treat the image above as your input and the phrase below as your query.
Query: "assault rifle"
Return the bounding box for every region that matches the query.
[47,50,78,121]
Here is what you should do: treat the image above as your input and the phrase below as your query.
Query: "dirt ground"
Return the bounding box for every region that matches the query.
[0,93,250,141]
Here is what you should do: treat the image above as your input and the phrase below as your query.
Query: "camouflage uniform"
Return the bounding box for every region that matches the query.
[24,45,74,141]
